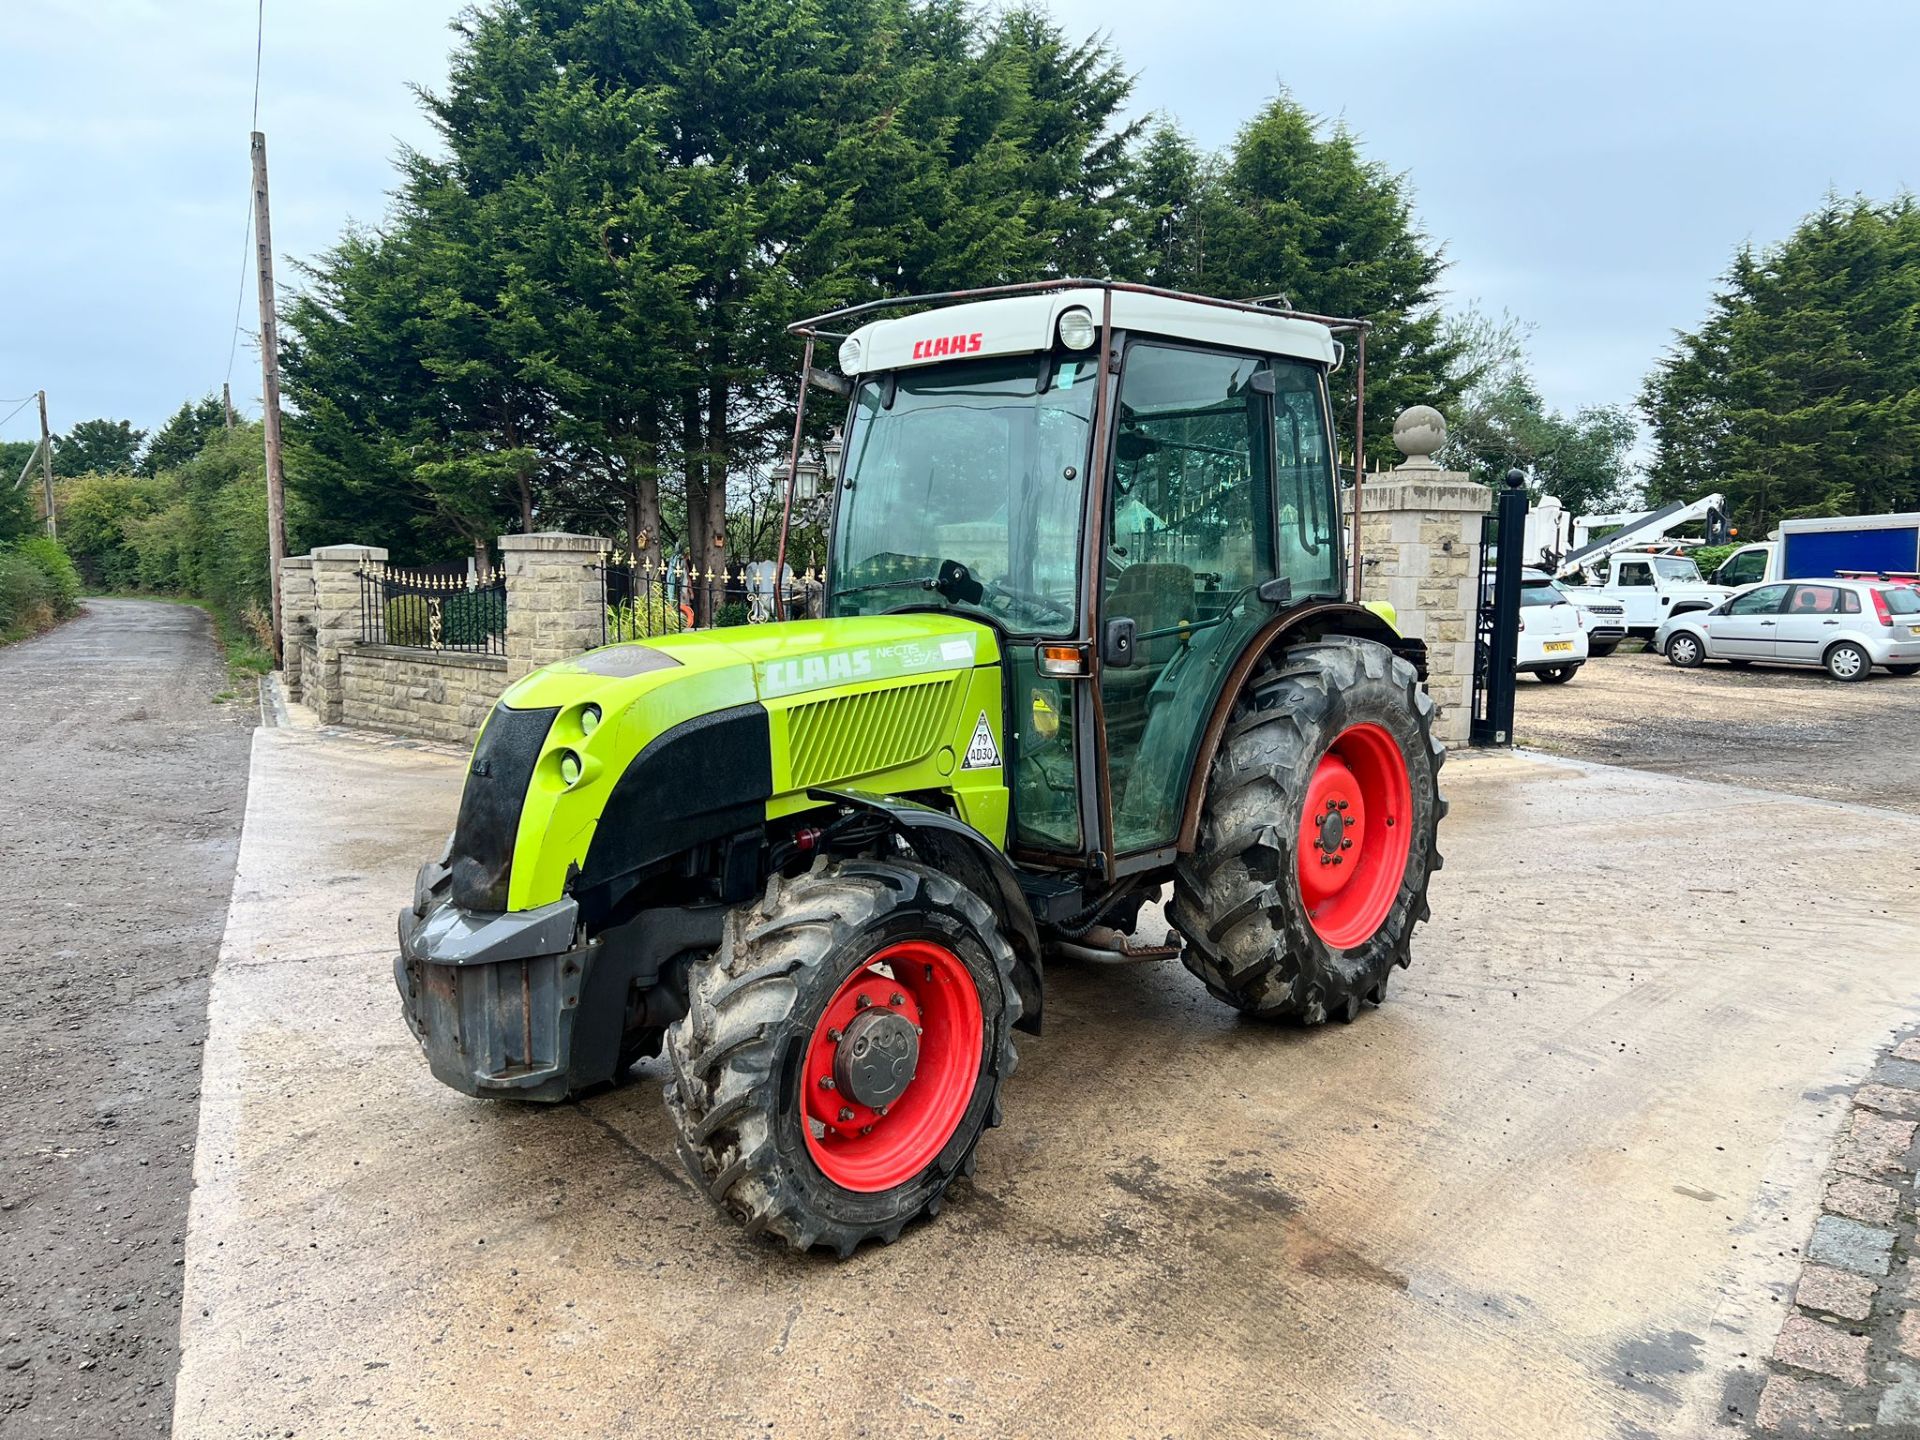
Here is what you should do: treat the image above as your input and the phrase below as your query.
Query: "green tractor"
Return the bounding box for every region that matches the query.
[396,281,1445,1255]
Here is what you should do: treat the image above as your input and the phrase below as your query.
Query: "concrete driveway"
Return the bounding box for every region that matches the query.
[173,725,1920,1439]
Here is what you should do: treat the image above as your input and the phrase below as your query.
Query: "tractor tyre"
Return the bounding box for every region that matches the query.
[664,857,1018,1256]
[1169,636,1444,1024]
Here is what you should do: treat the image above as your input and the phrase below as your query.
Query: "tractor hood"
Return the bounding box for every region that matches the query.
[454,614,1003,915]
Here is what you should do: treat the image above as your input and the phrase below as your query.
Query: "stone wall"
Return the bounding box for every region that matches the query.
[337,647,507,745]
[1345,470,1491,748]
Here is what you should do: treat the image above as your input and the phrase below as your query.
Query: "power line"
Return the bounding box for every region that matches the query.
[225,0,266,390]
[0,395,37,431]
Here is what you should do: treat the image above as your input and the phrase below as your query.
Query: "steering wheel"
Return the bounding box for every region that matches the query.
[933,559,1072,626]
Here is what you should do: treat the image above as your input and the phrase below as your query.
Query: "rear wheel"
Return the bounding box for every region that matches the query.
[1666,632,1704,668]
[1170,637,1443,1023]
[1537,664,1579,684]
[1825,641,1871,681]
[664,858,1017,1256]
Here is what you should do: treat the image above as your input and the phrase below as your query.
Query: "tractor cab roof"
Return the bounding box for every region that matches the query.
[804,281,1351,379]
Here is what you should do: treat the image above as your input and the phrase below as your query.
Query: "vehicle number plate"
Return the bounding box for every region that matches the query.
[1543,640,1574,654]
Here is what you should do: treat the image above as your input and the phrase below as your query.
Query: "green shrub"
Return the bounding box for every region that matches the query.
[0,537,82,640]
[14,537,80,614]
[1689,543,1738,579]
[714,600,751,629]
[606,595,687,641]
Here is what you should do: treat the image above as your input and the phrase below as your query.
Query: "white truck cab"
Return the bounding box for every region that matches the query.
[1559,552,1732,639]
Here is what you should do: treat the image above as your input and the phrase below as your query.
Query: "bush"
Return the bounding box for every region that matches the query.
[714,600,751,628]
[0,537,82,641]
[14,537,79,613]
[606,595,687,641]
[1689,543,1738,579]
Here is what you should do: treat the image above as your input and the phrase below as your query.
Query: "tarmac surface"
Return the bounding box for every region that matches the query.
[0,600,253,1438]
[173,716,1920,1438]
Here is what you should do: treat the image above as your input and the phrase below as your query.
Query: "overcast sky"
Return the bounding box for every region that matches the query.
[3,0,1916,451]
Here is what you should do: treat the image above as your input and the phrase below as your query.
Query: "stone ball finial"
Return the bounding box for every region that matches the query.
[1392,405,1447,470]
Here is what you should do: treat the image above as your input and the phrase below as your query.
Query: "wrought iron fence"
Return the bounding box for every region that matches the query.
[357,562,507,655]
[598,555,818,644]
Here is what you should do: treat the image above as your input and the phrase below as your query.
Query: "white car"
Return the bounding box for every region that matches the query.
[1551,580,1627,656]
[1517,571,1589,682]
[1656,578,1920,680]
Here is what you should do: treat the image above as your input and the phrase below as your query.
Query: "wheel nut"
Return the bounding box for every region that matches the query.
[855,994,872,1010]
[1336,799,1349,811]
[1331,855,1343,866]
[860,1125,873,1135]
[819,1076,835,1090]
[826,1026,842,1042]
[1341,839,1353,851]
[838,1107,854,1122]
[876,1105,889,1117]
[888,992,905,1007]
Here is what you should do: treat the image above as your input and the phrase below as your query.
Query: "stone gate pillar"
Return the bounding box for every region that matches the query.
[1345,407,1491,749]
[305,544,385,723]
[278,554,314,700]
[502,533,611,682]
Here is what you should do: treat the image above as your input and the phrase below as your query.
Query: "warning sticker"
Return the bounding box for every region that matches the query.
[962,710,1001,770]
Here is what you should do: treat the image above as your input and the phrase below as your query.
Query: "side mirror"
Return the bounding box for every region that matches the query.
[1258,577,1293,606]
[1102,617,1137,668]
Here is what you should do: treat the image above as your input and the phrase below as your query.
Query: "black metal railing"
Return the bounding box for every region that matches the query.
[597,555,818,644]
[357,563,507,655]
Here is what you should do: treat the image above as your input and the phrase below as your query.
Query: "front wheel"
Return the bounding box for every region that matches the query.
[1889,664,1920,678]
[664,858,1017,1256]
[1666,632,1705,668]
[1826,641,1871,681]
[1588,642,1619,658]
[1170,636,1443,1024]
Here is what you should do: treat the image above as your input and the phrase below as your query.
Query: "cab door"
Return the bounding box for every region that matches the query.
[1094,341,1314,863]
[1611,559,1658,627]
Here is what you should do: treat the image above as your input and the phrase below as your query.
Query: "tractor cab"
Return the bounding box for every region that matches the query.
[810,284,1355,868]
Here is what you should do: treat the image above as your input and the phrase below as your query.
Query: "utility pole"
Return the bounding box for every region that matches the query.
[222,381,235,431]
[36,390,55,539]
[251,131,288,662]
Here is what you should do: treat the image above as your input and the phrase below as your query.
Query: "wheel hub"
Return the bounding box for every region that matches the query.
[833,1008,920,1108]
[1293,723,1414,950]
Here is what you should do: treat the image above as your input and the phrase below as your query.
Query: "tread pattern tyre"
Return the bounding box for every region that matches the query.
[664,857,1018,1256]
[1168,637,1444,1023]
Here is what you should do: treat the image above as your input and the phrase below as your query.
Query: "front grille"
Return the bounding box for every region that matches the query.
[450,704,558,911]
[786,676,960,789]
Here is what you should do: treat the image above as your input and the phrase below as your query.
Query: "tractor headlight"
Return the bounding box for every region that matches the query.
[558,750,583,786]
[838,336,862,373]
[1057,306,1096,350]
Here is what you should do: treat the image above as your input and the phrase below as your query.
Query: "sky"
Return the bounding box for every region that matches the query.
[3,0,1916,454]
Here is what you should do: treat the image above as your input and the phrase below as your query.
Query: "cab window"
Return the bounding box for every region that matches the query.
[1719,548,1767,586]
[1615,562,1652,588]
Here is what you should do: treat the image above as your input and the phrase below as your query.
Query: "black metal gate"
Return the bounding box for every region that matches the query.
[1470,473,1528,746]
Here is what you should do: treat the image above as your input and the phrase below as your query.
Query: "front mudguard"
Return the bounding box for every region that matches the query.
[395,858,724,1103]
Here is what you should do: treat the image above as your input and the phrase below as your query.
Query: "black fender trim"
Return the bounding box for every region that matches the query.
[808,788,1044,1035]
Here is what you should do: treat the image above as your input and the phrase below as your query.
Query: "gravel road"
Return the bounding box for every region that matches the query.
[0,600,253,1438]
[1514,644,1920,814]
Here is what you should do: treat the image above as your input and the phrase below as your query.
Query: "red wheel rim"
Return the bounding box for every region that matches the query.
[1295,722,1414,950]
[801,939,984,1193]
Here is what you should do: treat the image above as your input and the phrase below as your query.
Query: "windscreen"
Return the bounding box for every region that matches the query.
[829,356,1096,636]
[1653,556,1703,582]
